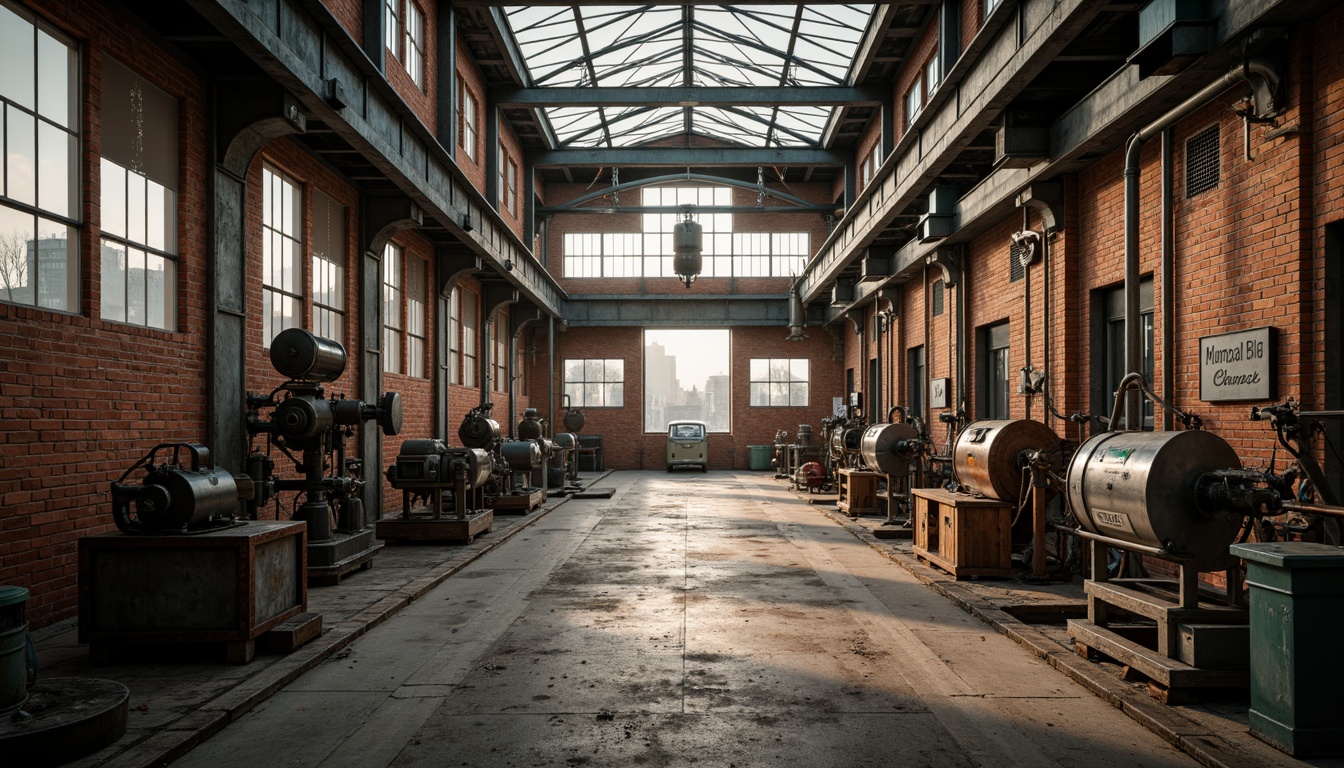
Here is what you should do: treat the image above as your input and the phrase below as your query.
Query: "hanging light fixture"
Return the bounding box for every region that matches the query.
[672,205,702,289]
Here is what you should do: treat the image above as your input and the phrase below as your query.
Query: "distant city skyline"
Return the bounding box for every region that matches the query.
[644,329,730,432]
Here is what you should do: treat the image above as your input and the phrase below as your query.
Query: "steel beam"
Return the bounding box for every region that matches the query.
[493,85,885,108]
[562,295,813,327]
[528,147,845,168]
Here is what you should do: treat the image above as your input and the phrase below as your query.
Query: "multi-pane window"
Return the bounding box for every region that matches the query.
[99,57,177,330]
[749,359,809,407]
[906,75,924,125]
[932,278,945,316]
[261,167,303,347]
[404,2,425,88]
[980,322,1011,420]
[0,2,79,314]
[1101,280,1154,429]
[499,149,518,216]
[859,146,879,189]
[493,317,507,392]
[564,358,623,408]
[383,0,399,57]
[562,187,807,278]
[447,287,461,385]
[925,51,941,97]
[459,80,478,163]
[908,346,925,420]
[382,243,403,374]
[462,288,478,386]
[311,190,345,343]
[406,254,426,378]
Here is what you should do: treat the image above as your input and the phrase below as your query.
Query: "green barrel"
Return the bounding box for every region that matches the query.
[748,445,772,471]
[0,585,30,710]
[1231,542,1344,757]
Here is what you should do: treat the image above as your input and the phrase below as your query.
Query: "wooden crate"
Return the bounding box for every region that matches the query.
[836,469,882,517]
[910,487,1012,578]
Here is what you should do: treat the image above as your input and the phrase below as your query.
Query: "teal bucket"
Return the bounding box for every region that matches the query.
[748,445,773,471]
[1,585,31,710]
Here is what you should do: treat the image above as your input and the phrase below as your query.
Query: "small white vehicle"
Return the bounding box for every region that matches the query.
[665,420,708,473]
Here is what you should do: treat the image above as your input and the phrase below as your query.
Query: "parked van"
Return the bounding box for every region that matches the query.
[665,421,708,472]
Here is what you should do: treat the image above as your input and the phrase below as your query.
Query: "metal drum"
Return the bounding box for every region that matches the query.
[563,409,585,433]
[860,422,921,476]
[459,412,502,449]
[1067,430,1242,571]
[796,424,814,447]
[953,419,1060,504]
[390,440,493,489]
[553,432,577,451]
[269,328,346,382]
[501,439,542,472]
[518,408,544,440]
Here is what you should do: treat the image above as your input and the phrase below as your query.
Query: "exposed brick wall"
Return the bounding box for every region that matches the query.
[379,229,437,514]
[326,0,362,43]
[383,0,439,137]
[455,34,488,195]
[896,17,941,137]
[0,0,210,629]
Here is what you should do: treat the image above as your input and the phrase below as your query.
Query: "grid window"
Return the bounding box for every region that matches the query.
[564,358,624,408]
[459,81,478,162]
[564,233,601,278]
[602,233,641,277]
[384,0,400,58]
[907,346,925,420]
[1185,124,1220,198]
[1101,280,1154,429]
[980,322,1011,420]
[447,287,461,385]
[383,242,403,374]
[906,75,923,125]
[499,150,518,215]
[404,2,425,88]
[407,254,426,378]
[0,2,79,314]
[926,52,941,96]
[311,190,345,343]
[749,358,809,407]
[462,288,478,386]
[99,57,177,329]
[261,166,303,347]
[493,317,507,392]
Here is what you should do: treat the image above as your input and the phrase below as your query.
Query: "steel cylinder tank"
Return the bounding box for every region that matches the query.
[1067,430,1242,571]
[860,422,921,476]
[459,411,502,449]
[270,328,347,382]
[563,409,585,433]
[389,440,494,490]
[518,408,544,440]
[501,439,542,472]
[448,448,494,489]
[953,419,1060,504]
[553,432,577,451]
[796,424,814,447]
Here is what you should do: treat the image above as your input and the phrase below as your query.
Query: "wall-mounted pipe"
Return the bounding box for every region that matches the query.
[1161,128,1175,432]
[787,281,807,340]
[1123,59,1280,429]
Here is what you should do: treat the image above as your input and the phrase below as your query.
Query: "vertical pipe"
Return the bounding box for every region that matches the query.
[548,315,556,435]
[1161,128,1175,431]
[1022,208,1032,422]
[1123,133,1144,430]
[1042,229,1053,431]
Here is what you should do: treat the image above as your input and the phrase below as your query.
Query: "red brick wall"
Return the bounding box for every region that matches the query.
[325,0,362,43]
[0,0,210,629]
[379,230,437,514]
[897,16,941,136]
[455,34,487,195]
[1312,9,1344,427]
[383,0,439,136]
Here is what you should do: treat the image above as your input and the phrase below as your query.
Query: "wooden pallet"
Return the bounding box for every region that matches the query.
[488,488,546,514]
[376,510,494,544]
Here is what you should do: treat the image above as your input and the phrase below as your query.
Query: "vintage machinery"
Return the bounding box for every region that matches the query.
[459,403,546,513]
[1066,374,1288,701]
[517,408,553,490]
[953,419,1061,505]
[245,328,402,585]
[860,413,925,523]
[110,444,250,534]
[771,429,790,477]
[785,424,825,487]
[795,461,827,493]
[552,432,579,487]
[380,440,494,543]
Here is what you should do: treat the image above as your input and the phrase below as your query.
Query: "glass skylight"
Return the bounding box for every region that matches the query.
[502,4,875,148]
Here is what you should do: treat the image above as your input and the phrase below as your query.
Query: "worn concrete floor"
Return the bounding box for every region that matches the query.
[171,471,1199,768]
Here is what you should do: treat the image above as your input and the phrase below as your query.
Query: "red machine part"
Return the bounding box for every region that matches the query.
[797,461,827,492]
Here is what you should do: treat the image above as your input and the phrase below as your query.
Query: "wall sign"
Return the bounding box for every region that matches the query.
[929,377,950,409]
[1199,327,1276,402]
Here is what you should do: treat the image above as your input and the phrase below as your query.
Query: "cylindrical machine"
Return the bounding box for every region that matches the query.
[459,411,503,449]
[501,439,542,472]
[553,432,577,451]
[672,218,703,285]
[953,419,1060,504]
[111,445,242,534]
[269,328,346,382]
[796,424,814,447]
[563,408,585,433]
[860,422,921,475]
[0,586,32,711]
[1067,429,1242,571]
[389,440,493,490]
[518,408,544,440]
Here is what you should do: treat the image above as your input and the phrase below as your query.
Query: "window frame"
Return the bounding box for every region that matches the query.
[564,357,624,408]
[406,252,427,378]
[382,241,403,374]
[748,358,810,408]
[459,80,478,163]
[403,1,425,88]
[384,0,400,59]
[261,165,304,348]
[310,189,346,344]
[978,322,1011,420]
[462,288,478,386]
[447,286,462,385]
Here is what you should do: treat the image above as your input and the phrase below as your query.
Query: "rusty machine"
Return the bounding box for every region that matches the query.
[381,440,495,544]
[1064,375,1292,701]
[245,328,402,585]
[858,406,928,525]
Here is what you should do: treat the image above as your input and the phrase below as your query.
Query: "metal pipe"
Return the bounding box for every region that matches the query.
[1022,208,1032,422]
[1042,228,1052,431]
[955,264,966,413]
[786,281,806,340]
[1072,527,1179,560]
[1283,501,1344,520]
[1161,128,1175,431]
[548,315,556,438]
[1124,60,1279,430]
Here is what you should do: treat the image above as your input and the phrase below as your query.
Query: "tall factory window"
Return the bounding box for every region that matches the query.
[383,0,400,58]
[905,75,923,126]
[99,56,176,329]
[500,149,518,216]
[462,289,478,386]
[404,2,425,89]
[406,254,426,378]
[1097,280,1154,429]
[493,314,508,392]
[908,346,925,420]
[447,287,461,385]
[931,279,944,316]
[565,358,623,408]
[925,50,941,96]
[0,3,78,314]
[979,322,1011,419]
[644,329,729,432]
[459,81,478,163]
[383,243,403,374]
[261,166,303,347]
[749,358,809,407]
[311,190,345,344]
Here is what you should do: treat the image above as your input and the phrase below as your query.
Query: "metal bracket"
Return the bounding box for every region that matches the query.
[510,304,543,339]
[216,84,307,179]
[844,308,865,336]
[925,249,961,287]
[1016,181,1065,234]
[364,196,425,258]
[437,247,483,296]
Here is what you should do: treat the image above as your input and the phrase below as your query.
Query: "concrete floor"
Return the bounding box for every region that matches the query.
[171,471,1198,768]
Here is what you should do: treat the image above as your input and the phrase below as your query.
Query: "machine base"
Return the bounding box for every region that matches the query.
[488,488,546,514]
[0,677,129,768]
[306,529,381,587]
[376,510,495,544]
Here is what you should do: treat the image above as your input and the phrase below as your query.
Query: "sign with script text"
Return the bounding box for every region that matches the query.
[1199,327,1275,402]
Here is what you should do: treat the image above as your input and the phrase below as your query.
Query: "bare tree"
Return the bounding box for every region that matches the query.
[0,231,31,304]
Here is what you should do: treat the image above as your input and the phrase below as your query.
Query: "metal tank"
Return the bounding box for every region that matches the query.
[796,424,814,447]
[518,408,544,440]
[1066,429,1242,571]
[860,422,921,476]
[500,439,542,472]
[953,419,1060,504]
[459,409,502,449]
[389,440,493,490]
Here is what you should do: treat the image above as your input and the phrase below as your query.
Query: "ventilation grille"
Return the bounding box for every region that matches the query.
[1009,243,1026,283]
[932,279,945,316]
[1185,124,1220,198]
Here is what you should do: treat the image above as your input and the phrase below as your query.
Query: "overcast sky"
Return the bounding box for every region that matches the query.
[645,329,729,391]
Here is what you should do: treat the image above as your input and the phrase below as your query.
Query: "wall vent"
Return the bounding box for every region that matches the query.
[1009,243,1026,282]
[932,279,945,316]
[1185,124,1220,198]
